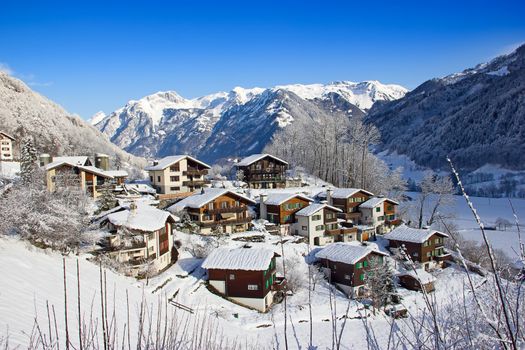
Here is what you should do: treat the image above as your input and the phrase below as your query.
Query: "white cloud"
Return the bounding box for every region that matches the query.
[0,62,13,75]
[28,81,54,87]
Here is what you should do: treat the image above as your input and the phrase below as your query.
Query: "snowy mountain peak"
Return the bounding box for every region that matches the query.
[89,111,106,125]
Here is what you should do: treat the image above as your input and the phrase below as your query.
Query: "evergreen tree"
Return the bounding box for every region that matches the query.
[96,181,118,213]
[20,137,37,184]
[365,257,399,312]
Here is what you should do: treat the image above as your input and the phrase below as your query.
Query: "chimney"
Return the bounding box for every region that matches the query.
[39,153,52,167]
[201,188,205,195]
[95,153,110,171]
[259,193,268,220]
[130,201,137,213]
[153,160,159,166]
[326,187,333,205]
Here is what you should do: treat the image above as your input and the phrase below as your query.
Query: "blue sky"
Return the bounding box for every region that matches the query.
[1,0,524,119]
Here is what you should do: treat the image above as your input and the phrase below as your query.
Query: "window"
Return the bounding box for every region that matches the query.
[423,240,430,247]
[170,176,179,182]
[208,202,214,210]
[359,274,365,281]
[229,274,235,280]
[355,262,363,269]
[326,213,334,219]
[435,237,441,244]
[375,207,381,212]
[157,176,161,182]
[312,214,321,221]
[315,225,324,231]
[203,214,212,221]
[247,284,258,291]
[413,252,419,257]
[363,260,368,267]
[170,164,180,172]
[150,176,153,182]
[283,215,291,222]
[302,226,307,230]
[221,201,228,209]
[426,251,432,257]
[378,216,384,221]
[344,274,351,280]
[170,187,180,191]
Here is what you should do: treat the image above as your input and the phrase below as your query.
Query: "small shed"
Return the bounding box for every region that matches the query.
[397,269,436,293]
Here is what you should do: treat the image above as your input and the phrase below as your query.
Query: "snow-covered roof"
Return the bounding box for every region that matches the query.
[315,243,387,265]
[144,155,211,171]
[398,269,436,284]
[106,204,174,232]
[167,188,255,213]
[262,193,313,206]
[236,153,288,166]
[202,247,276,271]
[53,156,90,166]
[0,131,15,140]
[330,188,374,199]
[295,203,342,217]
[125,183,156,194]
[104,170,128,177]
[359,197,399,209]
[384,225,448,244]
[45,161,114,179]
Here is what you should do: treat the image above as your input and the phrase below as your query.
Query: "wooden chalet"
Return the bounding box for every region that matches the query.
[0,131,15,161]
[168,188,255,235]
[103,203,178,276]
[294,203,358,246]
[259,193,313,234]
[358,197,401,234]
[326,188,374,223]
[235,154,288,189]
[315,243,388,297]
[384,225,450,269]
[202,247,285,312]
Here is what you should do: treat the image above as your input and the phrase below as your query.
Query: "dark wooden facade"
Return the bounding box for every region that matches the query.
[187,193,253,231]
[398,274,435,293]
[183,158,210,190]
[388,232,447,264]
[237,155,287,189]
[331,190,372,222]
[207,257,277,299]
[318,251,385,289]
[266,197,311,225]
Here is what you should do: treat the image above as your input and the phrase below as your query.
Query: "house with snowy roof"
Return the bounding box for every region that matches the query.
[167,188,255,235]
[397,268,436,292]
[384,225,450,269]
[259,192,313,235]
[325,188,374,222]
[235,153,288,189]
[42,154,128,198]
[294,203,358,246]
[145,155,211,195]
[315,243,388,297]
[102,202,178,276]
[0,131,16,161]
[201,246,285,312]
[358,197,400,235]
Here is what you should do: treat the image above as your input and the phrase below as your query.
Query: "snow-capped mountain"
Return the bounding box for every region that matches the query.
[88,111,107,125]
[367,43,525,171]
[95,81,407,161]
[0,72,145,167]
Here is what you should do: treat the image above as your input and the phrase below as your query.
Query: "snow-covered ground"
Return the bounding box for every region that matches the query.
[0,228,486,349]
[0,161,20,178]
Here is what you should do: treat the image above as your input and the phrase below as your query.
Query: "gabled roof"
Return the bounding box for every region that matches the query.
[295,203,342,217]
[106,204,174,232]
[359,197,399,209]
[45,161,114,179]
[104,170,129,178]
[167,188,255,213]
[202,247,276,271]
[144,155,211,171]
[262,192,313,206]
[330,188,374,199]
[236,153,288,166]
[384,225,448,244]
[53,156,90,166]
[315,243,387,265]
[0,131,15,140]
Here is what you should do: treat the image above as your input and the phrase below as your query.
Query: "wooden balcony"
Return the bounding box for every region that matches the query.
[182,180,211,187]
[205,206,246,215]
[434,253,452,262]
[325,227,358,236]
[198,216,253,228]
[385,219,402,226]
[244,168,285,175]
[128,254,157,266]
[183,168,209,176]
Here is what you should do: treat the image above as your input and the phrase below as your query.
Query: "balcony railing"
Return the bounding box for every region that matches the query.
[198,216,253,228]
[325,227,358,236]
[244,168,285,175]
[205,206,246,215]
[127,254,157,266]
[182,180,211,187]
[385,219,402,226]
[183,168,209,176]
